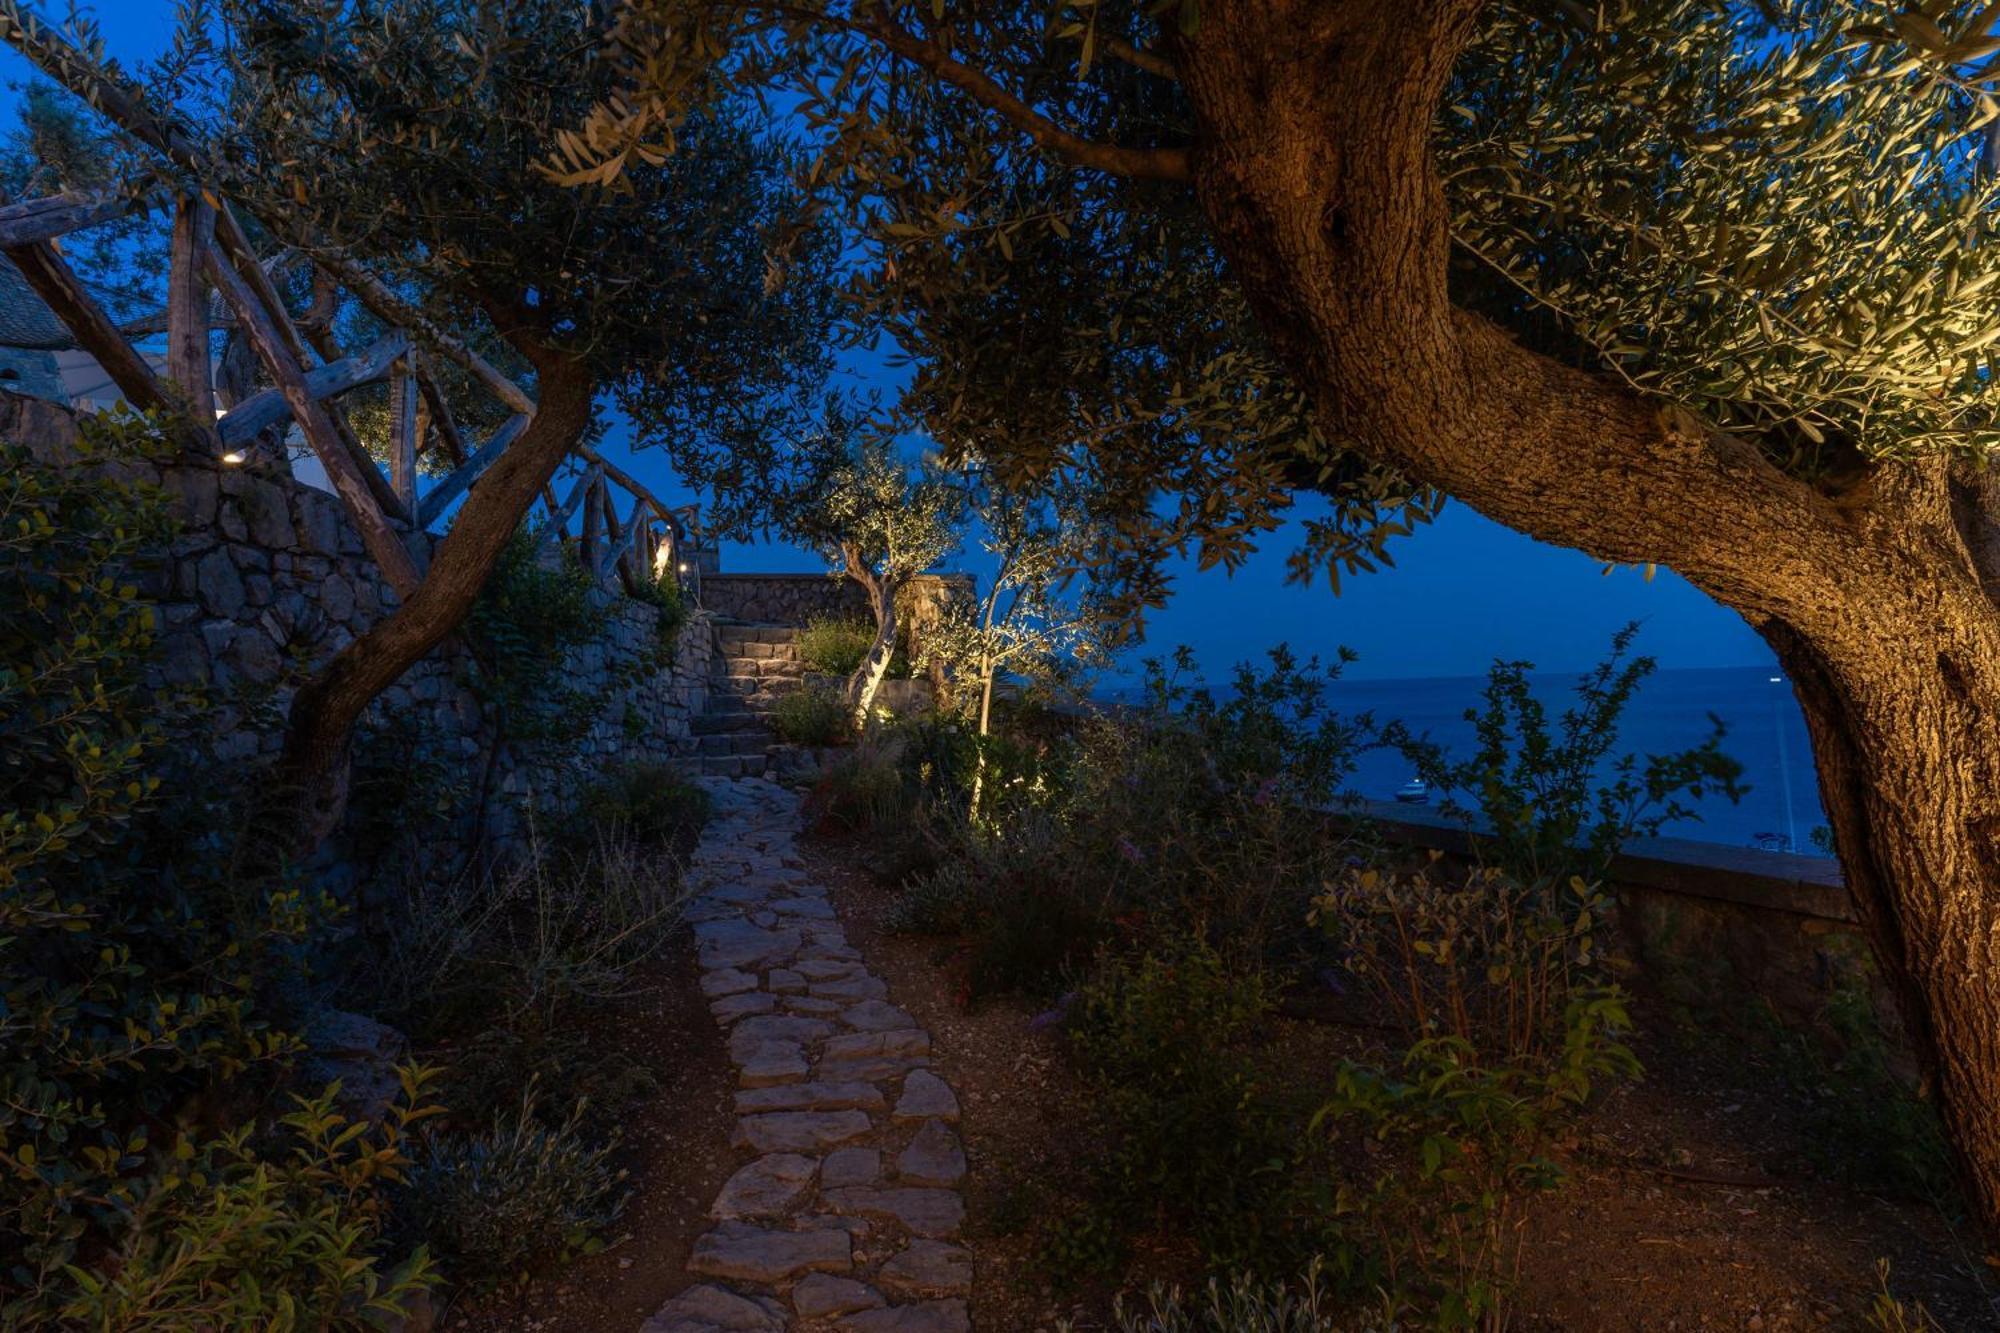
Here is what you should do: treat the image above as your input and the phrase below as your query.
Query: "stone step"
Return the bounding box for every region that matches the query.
[694,753,769,778]
[716,625,803,649]
[721,640,804,663]
[693,709,763,735]
[716,675,804,698]
[699,730,773,756]
[722,656,805,680]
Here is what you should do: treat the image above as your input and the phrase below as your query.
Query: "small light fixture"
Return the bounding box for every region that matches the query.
[221,451,246,465]
[679,562,689,573]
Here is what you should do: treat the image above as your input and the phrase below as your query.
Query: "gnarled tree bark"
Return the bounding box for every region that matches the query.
[273,350,597,846]
[1164,0,2000,1230]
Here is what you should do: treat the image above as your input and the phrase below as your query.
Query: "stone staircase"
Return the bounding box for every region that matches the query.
[685,623,807,779]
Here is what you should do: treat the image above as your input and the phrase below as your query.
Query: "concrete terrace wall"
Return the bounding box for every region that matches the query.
[4,392,714,878]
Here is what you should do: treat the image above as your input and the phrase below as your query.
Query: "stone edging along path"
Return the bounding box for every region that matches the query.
[643,777,974,1333]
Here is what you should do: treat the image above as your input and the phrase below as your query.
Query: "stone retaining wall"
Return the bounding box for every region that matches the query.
[6,393,715,878]
[700,572,974,631]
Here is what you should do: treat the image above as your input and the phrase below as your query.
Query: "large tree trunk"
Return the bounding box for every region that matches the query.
[1168,0,2000,1229]
[270,354,597,848]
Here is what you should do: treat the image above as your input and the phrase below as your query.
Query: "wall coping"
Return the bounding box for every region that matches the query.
[1348,799,1855,924]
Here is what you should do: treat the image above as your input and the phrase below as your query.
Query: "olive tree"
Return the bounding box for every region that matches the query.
[0,0,836,841]
[776,430,961,724]
[548,0,2000,1233]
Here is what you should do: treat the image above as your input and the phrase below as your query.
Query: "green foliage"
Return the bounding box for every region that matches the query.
[1309,863,1639,1324]
[565,761,711,851]
[1865,1262,1949,1333]
[1389,624,1743,889]
[1445,0,2000,465]
[797,614,875,676]
[468,532,609,749]
[770,681,852,746]
[888,646,1369,996]
[0,417,419,1322]
[630,564,688,651]
[206,0,837,421]
[1761,980,1954,1200]
[402,1084,626,1291]
[60,1072,442,1331]
[1063,940,1306,1275]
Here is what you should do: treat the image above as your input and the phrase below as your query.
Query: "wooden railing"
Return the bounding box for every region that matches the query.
[0,183,704,599]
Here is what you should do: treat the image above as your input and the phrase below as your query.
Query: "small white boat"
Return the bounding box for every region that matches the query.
[1394,778,1429,804]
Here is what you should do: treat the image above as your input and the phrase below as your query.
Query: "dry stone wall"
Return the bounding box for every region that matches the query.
[5,392,715,878]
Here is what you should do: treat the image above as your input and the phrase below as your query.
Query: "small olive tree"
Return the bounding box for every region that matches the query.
[929,473,1110,816]
[778,432,961,725]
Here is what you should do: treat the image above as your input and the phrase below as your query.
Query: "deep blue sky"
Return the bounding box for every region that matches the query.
[12,12,1777,683]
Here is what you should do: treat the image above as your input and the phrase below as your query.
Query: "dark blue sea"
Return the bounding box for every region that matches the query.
[1323,666,1826,853]
[1104,665,1829,855]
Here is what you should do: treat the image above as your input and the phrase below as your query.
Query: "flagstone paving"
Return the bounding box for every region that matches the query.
[643,777,973,1333]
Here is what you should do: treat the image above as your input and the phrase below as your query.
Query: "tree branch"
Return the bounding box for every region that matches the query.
[856,11,1190,183]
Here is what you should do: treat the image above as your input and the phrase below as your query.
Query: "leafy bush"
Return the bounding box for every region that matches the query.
[402,1084,626,1290]
[566,760,710,850]
[0,417,436,1323]
[1388,623,1743,888]
[468,531,608,750]
[771,681,852,745]
[1062,940,1310,1275]
[807,740,915,833]
[61,1072,442,1330]
[797,613,875,675]
[631,563,687,649]
[887,647,1369,997]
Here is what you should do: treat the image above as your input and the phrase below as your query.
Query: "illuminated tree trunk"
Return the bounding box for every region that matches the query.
[1171,0,2000,1232]
[842,541,899,729]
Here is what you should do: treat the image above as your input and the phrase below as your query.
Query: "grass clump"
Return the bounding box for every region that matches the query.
[401,1084,627,1292]
[797,614,876,675]
[771,681,852,746]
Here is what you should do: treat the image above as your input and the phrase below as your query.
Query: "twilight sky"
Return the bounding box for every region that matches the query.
[10,14,1777,683]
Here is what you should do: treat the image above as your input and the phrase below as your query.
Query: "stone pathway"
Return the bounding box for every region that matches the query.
[643,778,973,1333]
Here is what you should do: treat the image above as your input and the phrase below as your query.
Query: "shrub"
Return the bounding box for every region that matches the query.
[807,741,913,833]
[1308,863,1639,1323]
[886,647,1370,997]
[1062,940,1309,1275]
[631,564,687,649]
[401,1084,626,1290]
[59,1072,442,1331]
[1388,623,1744,889]
[797,613,875,675]
[771,681,852,746]
[354,832,693,1117]
[0,416,428,1323]
[567,760,711,850]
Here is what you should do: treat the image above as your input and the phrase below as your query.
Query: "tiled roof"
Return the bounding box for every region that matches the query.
[0,254,78,350]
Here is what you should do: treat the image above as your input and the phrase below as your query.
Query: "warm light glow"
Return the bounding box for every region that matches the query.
[679,563,689,573]
[221,451,246,465]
